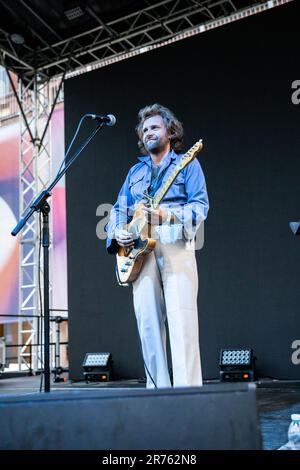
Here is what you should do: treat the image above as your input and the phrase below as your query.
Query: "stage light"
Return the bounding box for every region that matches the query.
[64,6,84,21]
[82,352,113,383]
[219,348,255,382]
[10,33,24,45]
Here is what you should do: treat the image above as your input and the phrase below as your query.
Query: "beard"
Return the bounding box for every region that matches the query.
[144,136,169,154]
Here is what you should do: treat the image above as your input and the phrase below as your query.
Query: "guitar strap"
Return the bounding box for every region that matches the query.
[148,161,171,198]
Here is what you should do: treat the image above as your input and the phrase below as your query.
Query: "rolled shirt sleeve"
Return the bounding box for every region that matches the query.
[168,158,209,240]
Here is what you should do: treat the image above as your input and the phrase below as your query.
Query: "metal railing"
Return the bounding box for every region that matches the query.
[0,312,68,380]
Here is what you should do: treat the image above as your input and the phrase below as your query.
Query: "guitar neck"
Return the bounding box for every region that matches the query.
[152,140,203,209]
[152,166,183,208]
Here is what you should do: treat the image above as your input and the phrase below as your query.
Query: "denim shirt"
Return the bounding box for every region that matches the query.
[105,149,209,254]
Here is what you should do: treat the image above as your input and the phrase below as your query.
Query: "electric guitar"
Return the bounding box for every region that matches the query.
[115,139,203,286]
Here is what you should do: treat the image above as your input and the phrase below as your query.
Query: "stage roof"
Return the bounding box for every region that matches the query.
[0,0,293,81]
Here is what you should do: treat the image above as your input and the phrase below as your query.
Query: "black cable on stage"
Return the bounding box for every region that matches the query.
[136,324,157,389]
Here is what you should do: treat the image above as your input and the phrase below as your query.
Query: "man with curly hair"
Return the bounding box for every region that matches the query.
[106,103,209,388]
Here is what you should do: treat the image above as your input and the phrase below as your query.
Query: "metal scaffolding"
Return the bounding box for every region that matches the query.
[17,75,54,371]
[0,0,294,81]
[0,60,64,371]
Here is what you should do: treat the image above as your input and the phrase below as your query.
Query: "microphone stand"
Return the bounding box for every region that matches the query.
[11,120,104,392]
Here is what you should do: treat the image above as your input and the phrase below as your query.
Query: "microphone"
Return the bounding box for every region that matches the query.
[87,113,116,126]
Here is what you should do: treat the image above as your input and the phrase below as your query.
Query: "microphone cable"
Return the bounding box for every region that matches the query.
[135,323,157,389]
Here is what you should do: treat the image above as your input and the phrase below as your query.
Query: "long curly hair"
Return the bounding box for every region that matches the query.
[136,103,183,155]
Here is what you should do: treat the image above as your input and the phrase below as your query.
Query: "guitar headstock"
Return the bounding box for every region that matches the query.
[179,139,203,169]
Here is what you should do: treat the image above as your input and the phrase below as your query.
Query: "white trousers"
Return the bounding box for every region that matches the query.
[132,239,202,388]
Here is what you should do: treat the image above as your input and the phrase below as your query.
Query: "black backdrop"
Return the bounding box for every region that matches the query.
[65,2,300,381]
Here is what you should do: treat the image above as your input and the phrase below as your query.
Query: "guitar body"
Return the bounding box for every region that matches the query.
[116,203,156,286]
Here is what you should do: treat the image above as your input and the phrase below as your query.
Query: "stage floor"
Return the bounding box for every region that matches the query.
[0,375,300,450]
